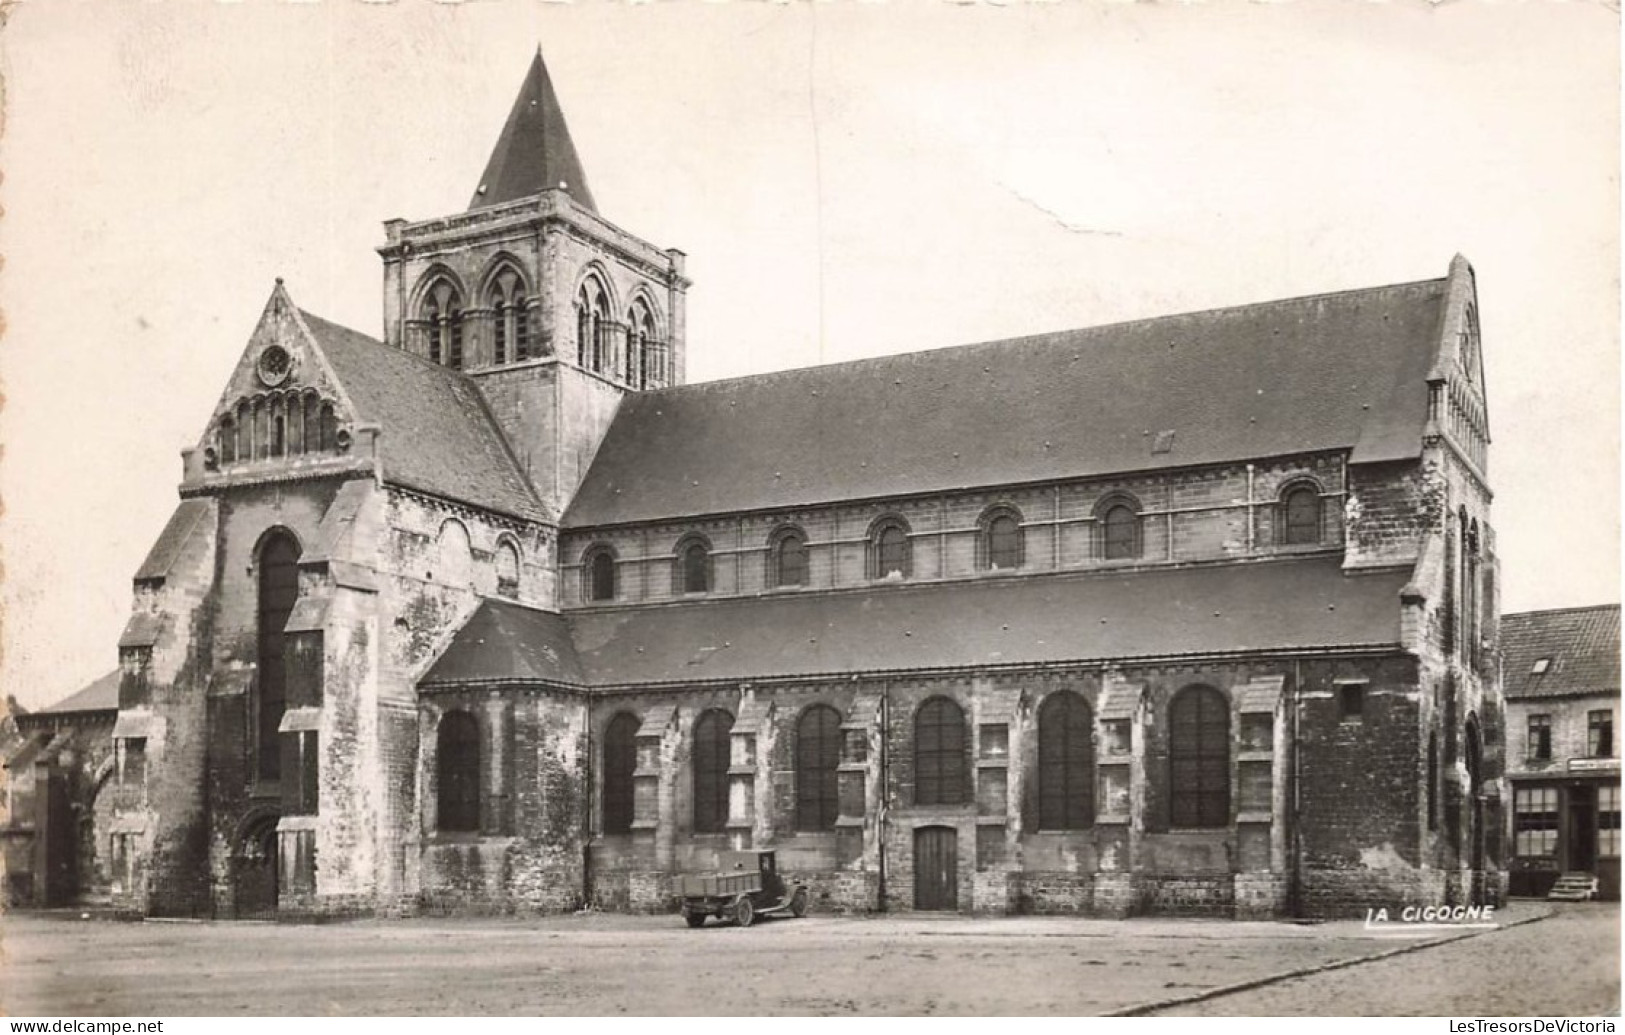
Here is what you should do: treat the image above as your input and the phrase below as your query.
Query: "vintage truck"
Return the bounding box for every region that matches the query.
[678,849,809,928]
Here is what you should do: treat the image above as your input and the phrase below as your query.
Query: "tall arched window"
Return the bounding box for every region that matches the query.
[286,392,305,455]
[1099,497,1142,561]
[770,527,809,588]
[675,537,711,595]
[422,279,465,369]
[1280,484,1322,545]
[436,710,481,833]
[576,275,612,374]
[915,697,967,806]
[270,397,286,457]
[436,519,473,589]
[980,507,1023,571]
[1038,691,1094,830]
[626,298,657,390]
[252,398,268,460]
[219,414,237,464]
[1427,730,1439,832]
[584,546,617,602]
[870,517,912,580]
[319,402,338,452]
[602,712,640,835]
[257,530,301,781]
[495,540,521,599]
[1457,507,1471,658]
[693,709,733,833]
[796,704,841,831]
[1169,685,1230,828]
[487,267,529,366]
[1467,519,1482,664]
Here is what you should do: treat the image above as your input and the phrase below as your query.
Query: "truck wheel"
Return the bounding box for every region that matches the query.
[790,888,808,918]
[734,898,755,928]
[685,911,706,928]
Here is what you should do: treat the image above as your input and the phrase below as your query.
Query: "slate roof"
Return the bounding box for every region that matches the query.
[468,50,597,213]
[566,279,1447,528]
[421,599,584,687]
[32,670,121,717]
[1502,605,1620,701]
[303,310,550,523]
[134,499,212,581]
[422,557,1409,689]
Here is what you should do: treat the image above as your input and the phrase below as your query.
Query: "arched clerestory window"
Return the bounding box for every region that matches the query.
[1038,691,1094,830]
[796,704,841,831]
[487,267,531,366]
[979,506,1024,571]
[495,540,521,599]
[692,709,733,834]
[1280,483,1322,545]
[1097,496,1142,561]
[422,278,465,369]
[1169,685,1230,828]
[436,710,481,833]
[770,526,809,588]
[584,546,617,602]
[915,697,967,806]
[257,530,301,782]
[674,536,711,595]
[869,517,912,580]
[602,712,640,835]
[436,519,473,589]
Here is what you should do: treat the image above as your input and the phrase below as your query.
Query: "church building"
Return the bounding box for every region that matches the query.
[26,51,1507,920]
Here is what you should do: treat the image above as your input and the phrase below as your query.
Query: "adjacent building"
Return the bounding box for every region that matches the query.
[1,672,120,907]
[1502,605,1620,899]
[8,51,1506,920]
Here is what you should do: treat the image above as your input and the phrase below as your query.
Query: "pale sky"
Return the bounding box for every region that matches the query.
[1,0,1618,710]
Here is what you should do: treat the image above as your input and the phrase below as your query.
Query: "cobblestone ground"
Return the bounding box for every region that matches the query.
[1154,902,1620,1017]
[0,901,1602,1016]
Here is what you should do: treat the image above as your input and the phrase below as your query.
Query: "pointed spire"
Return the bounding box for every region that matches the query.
[469,49,597,213]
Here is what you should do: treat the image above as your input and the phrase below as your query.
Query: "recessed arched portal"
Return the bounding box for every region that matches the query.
[233,810,280,920]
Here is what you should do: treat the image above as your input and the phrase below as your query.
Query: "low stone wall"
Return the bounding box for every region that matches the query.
[1013,873,1095,915]
[1143,874,1235,918]
[419,838,584,915]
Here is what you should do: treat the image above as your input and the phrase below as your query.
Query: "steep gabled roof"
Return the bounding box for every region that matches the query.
[134,499,212,581]
[1502,605,1620,700]
[566,278,1448,528]
[301,310,551,523]
[469,49,597,213]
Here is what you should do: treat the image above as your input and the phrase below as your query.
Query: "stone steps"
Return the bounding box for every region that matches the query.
[1547,872,1599,901]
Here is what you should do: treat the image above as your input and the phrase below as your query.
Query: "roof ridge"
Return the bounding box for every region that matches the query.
[645,276,1449,396]
[1503,604,1621,619]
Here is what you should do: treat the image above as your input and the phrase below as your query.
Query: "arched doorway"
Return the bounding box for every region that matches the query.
[233,812,279,920]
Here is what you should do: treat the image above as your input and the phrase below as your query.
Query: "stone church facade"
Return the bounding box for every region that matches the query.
[51,52,1506,920]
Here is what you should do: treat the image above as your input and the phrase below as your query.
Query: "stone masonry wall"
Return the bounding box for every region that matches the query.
[560,454,1348,608]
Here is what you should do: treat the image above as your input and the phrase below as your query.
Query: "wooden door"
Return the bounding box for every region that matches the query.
[913,826,958,911]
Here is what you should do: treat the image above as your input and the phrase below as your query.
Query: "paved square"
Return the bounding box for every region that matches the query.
[1,902,1608,1016]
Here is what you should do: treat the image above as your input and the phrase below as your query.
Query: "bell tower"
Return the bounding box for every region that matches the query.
[377,48,689,518]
